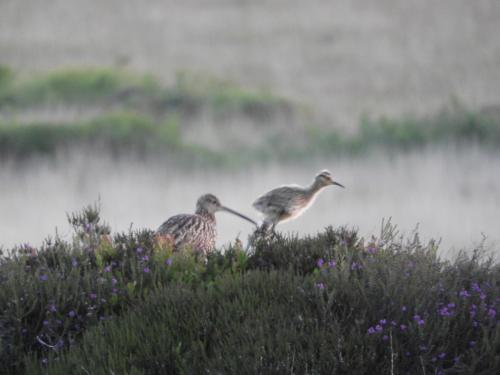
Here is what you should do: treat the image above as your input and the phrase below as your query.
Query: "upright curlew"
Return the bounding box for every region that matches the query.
[252,170,344,233]
[156,193,257,254]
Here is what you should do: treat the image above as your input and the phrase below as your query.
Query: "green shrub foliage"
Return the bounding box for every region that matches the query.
[0,208,498,374]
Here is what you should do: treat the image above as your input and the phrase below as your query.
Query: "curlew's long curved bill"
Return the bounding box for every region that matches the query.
[332,181,345,188]
[220,206,258,226]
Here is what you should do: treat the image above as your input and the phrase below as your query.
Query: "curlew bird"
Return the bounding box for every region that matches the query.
[252,170,344,233]
[156,194,257,254]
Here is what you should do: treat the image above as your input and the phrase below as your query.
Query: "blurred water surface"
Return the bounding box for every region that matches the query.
[1,146,498,257]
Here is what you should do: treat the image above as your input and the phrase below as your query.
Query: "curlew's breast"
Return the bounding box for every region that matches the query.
[280,194,318,222]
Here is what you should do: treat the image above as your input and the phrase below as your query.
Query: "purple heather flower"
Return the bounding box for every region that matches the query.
[315,282,325,290]
[99,316,105,321]
[401,306,407,312]
[142,255,149,262]
[104,265,112,273]
[454,356,460,363]
[89,293,97,300]
[438,352,446,360]
[459,289,471,298]
[488,308,497,318]
[382,335,389,341]
[328,260,336,268]
[419,345,427,352]
[431,357,437,363]
[471,282,481,293]
[136,247,143,254]
[112,288,118,294]
[41,358,48,365]
[472,320,479,328]
[316,258,324,268]
[143,267,150,273]
[480,293,486,300]
[39,274,48,282]
[111,277,118,285]
[470,304,478,317]
[43,320,49,326]
[413,314,421,321]
[367,326,376,335]
[400,324,407,331]
[71,258,78,268]
[68,310,76,318]
[439,307,452,317]
[375,325,383,332]
[447,302,455,308]
[49,304,57,313]
[437,371,445,375]
[366,246,377,254]
[351,262,362,271]
[379,319,387,325]
[165,258,173,266]
[469,341,476,347]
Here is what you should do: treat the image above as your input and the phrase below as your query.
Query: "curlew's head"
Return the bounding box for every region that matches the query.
[196,194,257,226]
[196,194,222,215]
[314,170,345,188]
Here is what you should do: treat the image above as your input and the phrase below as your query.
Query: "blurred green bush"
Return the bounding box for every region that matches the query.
[1,65,499,165]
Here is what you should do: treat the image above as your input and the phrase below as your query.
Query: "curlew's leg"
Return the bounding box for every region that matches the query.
[260,221,270,233]
[268,222,279,240]
[270,222,277,233]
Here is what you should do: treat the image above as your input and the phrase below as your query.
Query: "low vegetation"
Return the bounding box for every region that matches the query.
[0,206,498,374]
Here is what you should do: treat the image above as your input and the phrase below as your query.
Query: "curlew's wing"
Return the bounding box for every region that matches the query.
[157,214,192,235]
[252,185,304,216]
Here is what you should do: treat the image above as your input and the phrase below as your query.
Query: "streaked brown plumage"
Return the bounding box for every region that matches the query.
[253,170,344,232]
[156,194,257,254]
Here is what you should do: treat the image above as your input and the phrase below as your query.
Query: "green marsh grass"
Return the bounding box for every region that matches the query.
[1,66,499,165]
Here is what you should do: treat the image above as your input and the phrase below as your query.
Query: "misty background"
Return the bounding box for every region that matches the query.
[1,0,499,254]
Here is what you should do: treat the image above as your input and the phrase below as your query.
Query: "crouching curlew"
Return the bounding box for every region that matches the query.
[156,194,257,254]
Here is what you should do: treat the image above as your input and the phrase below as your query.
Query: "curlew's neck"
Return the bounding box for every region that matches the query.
[306,180,327,198]
[195,207,216,221]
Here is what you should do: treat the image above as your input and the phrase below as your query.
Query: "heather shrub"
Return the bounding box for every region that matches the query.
[26,249,500,374]
[1,208,499,374]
